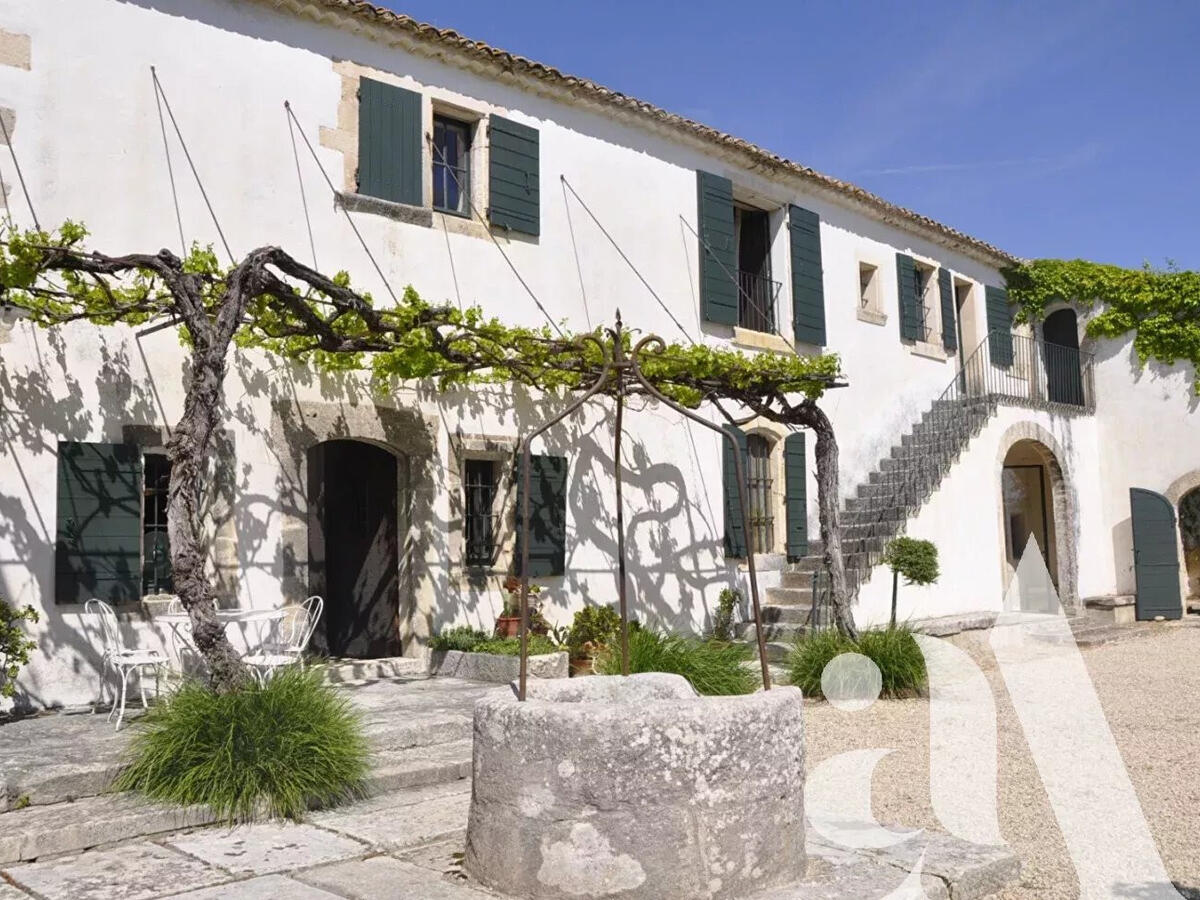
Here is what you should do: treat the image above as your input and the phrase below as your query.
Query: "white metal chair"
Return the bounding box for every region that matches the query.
[86,599,168,730]
[243,596,324,685]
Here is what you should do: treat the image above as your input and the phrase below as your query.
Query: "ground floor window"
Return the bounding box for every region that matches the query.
[464,459,498,567]
[141,452,173,595]
[747,434,774,554]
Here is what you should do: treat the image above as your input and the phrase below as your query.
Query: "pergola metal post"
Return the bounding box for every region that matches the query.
[516,317,772,700]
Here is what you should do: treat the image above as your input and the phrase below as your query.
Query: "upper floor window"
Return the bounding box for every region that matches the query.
[913,260,937,343]
[433,114,471,216]
[734,206,778,334]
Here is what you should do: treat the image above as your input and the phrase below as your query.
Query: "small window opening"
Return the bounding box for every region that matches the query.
[433,115,471,216]
[464,459,497,567]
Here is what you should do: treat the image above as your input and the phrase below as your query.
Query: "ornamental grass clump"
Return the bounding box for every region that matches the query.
[788,625,926,699]
[595,628,756,696]
[114,667,368,823]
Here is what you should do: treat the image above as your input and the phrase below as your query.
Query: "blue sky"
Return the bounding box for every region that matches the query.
[383,1,1200,268]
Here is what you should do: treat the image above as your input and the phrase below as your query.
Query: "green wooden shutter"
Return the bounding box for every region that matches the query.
[515,453,567,576]
[357,77,422,206]
[697,171,738,325]
[722,425,749,558]
[55,442,142,606]
[488,115,540,236]
[784,432,808,561]
[789,205,825,346]
[939,268,957,352]
[985,285,1014,366]
[896,253,920,341]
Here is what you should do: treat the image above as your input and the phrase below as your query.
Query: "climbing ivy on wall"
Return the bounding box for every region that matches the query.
[1003,259,1200,392]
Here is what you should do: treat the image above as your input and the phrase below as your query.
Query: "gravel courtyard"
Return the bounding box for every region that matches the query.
[802,622,1200,899]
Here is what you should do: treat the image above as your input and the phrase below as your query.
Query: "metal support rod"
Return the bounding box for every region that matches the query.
[628,335,771,691]
[613,352,630,676]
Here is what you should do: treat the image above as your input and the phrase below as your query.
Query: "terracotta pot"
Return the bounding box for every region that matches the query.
[495,616,522,638]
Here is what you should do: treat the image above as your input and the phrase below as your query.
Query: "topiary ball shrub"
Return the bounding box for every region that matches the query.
[787,626,926,699]
[115,667,369,822]
[594,628,757,696]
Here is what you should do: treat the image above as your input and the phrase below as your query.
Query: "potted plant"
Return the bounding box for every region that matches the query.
[496,575,543,638]
[565,604,622,676]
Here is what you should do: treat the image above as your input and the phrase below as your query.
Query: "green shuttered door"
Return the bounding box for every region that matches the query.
[1129,488,1183,621]
[985,285,1014,366]
[697,171,738,325]
[784,432,808,561]
[488,115,540,236]
[939,268,957,351]
[896,253,920,341]
[357,77,422,206]
[789,205,825,346]
[55,442,142,606]
[722,425,749,558]
[516,453,567,576]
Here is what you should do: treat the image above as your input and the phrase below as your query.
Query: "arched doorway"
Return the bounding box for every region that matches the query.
[1043,309,1084,406]
[1179,487,1200,605]
[1001,439,1061,606]
[307,440,401,658]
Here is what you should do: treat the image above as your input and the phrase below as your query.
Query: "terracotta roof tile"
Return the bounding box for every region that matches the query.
[279,0,1019,267]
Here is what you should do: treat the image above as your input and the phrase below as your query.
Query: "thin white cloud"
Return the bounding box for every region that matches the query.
[859,142,1104,178]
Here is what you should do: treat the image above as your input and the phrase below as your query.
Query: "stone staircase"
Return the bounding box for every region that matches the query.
[738,393,1002,664]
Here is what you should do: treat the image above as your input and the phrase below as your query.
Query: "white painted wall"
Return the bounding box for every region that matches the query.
[0,0,1178,709]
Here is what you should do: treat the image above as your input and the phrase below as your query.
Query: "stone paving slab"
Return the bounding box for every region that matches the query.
[166,823,365,877]
[4,842,224,900]
[309,790,470,850]
[163,874,345,899]
[0,885,31,900]
[295,855,494,899]
[367,739,473,793]
[832,830,1019,900]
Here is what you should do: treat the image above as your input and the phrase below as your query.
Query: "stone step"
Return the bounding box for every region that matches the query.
[758,603,812,625]
[780,569,820,589]
[1083,595,1136,626]
[737,622,805,644]
[760,640,794,664]
[321,656,428,684]
[787,555,825,573]
[766,585,814,606]
[0,738,474,865]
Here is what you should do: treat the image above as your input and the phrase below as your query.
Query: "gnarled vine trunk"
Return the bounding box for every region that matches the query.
[796,400,858,640]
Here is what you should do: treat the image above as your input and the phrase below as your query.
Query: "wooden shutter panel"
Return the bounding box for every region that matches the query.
[488,115,540,236]
[789,205,825,346]
[515,453,567,576]
[896,253,920,341]
[697,171,738,326]
[985,285,1014,366]
[784,432,808,561]
[722,425,749,558]
[939,268,957,351]
[357,77,422,206]
[55,442,142,606]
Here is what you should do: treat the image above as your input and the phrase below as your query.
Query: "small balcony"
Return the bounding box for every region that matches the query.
[957,331,1095,413]
[737,269,781,335]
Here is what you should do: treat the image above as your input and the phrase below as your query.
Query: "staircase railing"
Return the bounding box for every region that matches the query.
[845,331,1095,582]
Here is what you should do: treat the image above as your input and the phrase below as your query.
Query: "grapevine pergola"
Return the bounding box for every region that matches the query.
[0,223,858,691]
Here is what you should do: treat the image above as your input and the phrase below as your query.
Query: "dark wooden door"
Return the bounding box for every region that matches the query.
[1130,488,1183,621]
[1043,310,1084,406]
[308,440,400,658]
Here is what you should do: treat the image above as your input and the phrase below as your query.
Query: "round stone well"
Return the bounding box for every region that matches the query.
[464,673,806,900]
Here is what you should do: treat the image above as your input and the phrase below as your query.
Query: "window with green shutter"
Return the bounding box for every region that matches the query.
[515,453,567,576]
[55,442,143,606]
[721,424,749,558]
[784,432,808,561]
[488,115,539,236]
[697,171,738,326]
[986,285,1014,366]
[789,205,825,346]
[938,267,957,352]
[357,77,423,206]
[896,253,921,341]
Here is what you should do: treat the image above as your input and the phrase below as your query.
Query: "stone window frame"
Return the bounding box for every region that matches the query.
[322,61,500,242]
[448,434,520,585]
[906,254,952,362]
[856,255,886,326]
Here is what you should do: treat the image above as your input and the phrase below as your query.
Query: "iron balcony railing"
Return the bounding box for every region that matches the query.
[954,331,1095,412]
[737,269,780,334]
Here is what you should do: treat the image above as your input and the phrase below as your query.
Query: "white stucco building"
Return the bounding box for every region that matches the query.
[0,0,1196,709]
